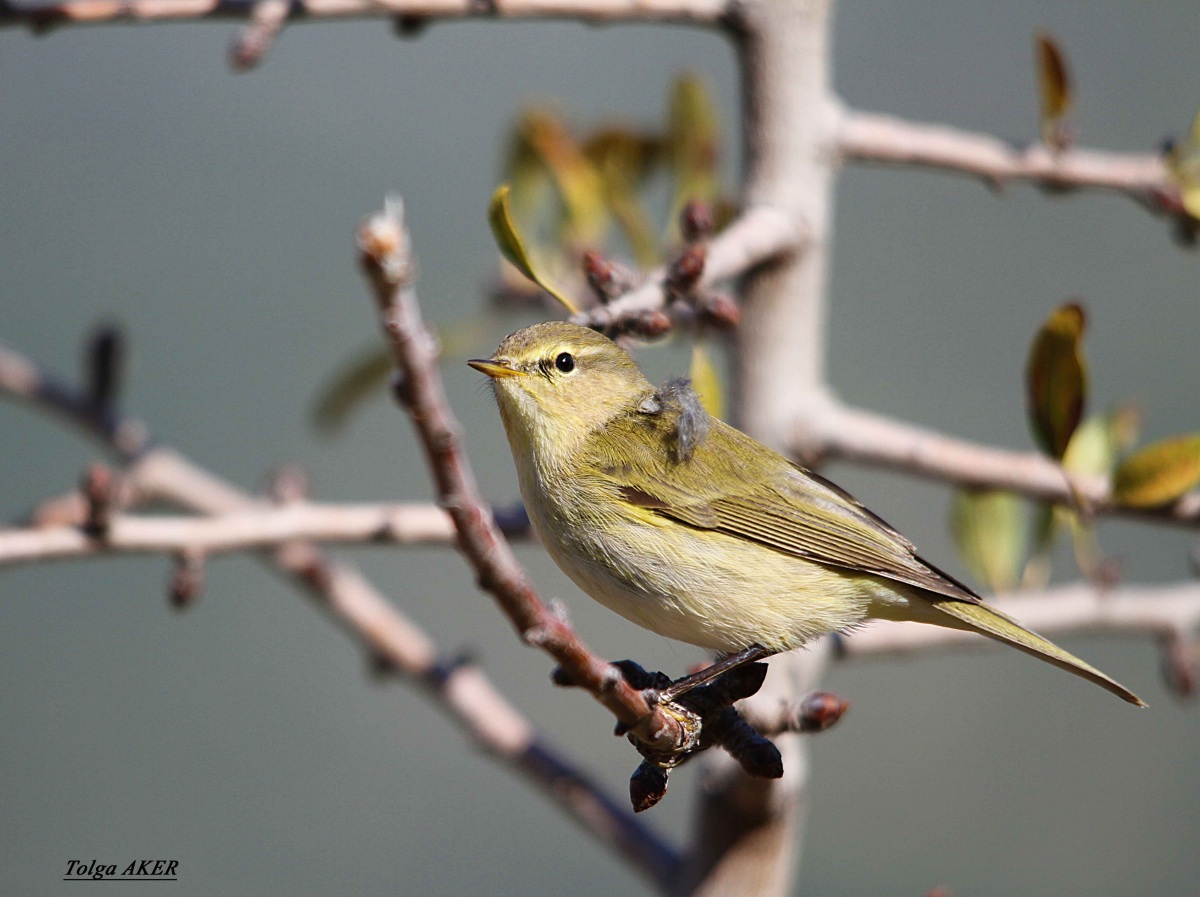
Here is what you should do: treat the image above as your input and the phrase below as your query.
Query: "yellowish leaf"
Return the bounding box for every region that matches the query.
[1026,301,1087,459]
[689,340,725,421]
[951,489,1026,593]
[1062,413,1113,477]
[1112,433,1200,507]
[1035,31,1074,151]
[487,185,579,314]
[1166,107,1200,220]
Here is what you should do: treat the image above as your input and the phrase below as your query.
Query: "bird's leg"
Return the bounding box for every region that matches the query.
[657,644,775,704]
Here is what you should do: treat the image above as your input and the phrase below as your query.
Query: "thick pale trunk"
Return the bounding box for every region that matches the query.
[681,1,839,895]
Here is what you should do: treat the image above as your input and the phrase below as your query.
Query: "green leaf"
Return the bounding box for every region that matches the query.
[1112,433,1200,507]
[1035,31,1074,151]
[688,340,725,421]
[1026,301,1087,459]
[487,184,579,314]
[951,489,1026,593]
[312,343,392,434]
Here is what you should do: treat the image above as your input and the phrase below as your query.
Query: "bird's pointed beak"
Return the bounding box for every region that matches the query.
[467,358,525,379]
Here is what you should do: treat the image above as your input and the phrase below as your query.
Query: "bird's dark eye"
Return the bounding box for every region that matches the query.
[554,352,575,373]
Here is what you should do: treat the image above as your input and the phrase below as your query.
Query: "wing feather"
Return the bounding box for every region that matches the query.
[585,407,978,603]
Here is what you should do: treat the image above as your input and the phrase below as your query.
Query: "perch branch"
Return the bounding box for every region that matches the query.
[0,344,677,887]
[838,109,1175,210]
[357,198,697,757]
[793,399,1200,527]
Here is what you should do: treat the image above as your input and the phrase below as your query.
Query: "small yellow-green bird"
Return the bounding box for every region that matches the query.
[469,321,1143,707]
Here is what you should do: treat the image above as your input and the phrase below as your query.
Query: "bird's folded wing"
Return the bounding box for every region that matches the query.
[589,413,979,603]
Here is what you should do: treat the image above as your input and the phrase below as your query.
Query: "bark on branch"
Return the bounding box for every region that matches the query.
[838,109,1175,212]
[0,501,530,565]
[792,399,1200,527]
[0,0,729,31]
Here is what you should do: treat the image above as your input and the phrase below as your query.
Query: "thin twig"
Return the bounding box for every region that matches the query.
[575,204,804,332]
[792,399,1200,527]
[0,0,729,32]
[838,109,1174,211]
[0,501,531,566]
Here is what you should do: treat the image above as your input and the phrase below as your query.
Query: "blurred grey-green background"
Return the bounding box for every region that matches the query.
[3,2,1199,894]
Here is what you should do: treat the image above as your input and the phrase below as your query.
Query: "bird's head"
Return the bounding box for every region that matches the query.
[468,322,652,466]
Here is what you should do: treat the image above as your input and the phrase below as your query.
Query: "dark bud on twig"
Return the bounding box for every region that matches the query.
[169,550,206,610]
[630,761,670,812]
[368,651,402,680]
[296,556,334,594]
[697,661,768,707]
[666,244,707,298]
[796,690,850,733]
[611,659,672,691]
[680,200,715,243]
[582,250,638,303]
[551,666,580,688]
[422,648,476,686]
[81,463,115,539]
[85,323,124,413]
[696,292,741,329]
[707,710,783,778]
[393,15,428,36]
[618,309,672,340]
[390,371,414,409]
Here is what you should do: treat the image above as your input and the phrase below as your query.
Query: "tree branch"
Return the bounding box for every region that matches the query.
[837,109,1176,212]
[792,399,1200,526]
[0,0,730,32]
[0,500,532,566]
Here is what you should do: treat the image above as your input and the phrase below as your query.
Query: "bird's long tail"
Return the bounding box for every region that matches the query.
[928,598,1145,707]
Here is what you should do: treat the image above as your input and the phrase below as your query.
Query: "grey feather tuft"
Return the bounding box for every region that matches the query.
[656,378,709,461]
